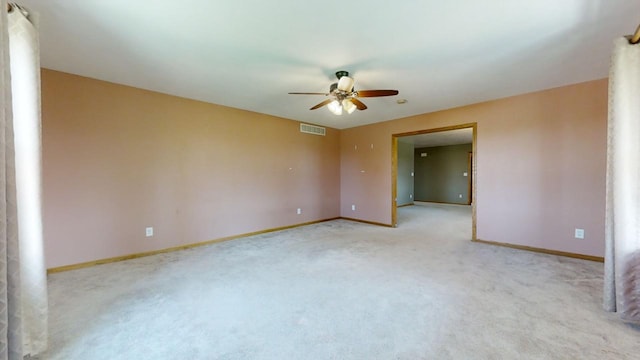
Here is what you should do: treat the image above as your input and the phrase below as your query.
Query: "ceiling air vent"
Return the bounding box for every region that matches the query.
[300,123,326,136]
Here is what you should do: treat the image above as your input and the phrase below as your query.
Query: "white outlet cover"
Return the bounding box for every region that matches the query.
[297,208,301,215]
[463,172,468,176]
[574,228,585,239]
[352,205,356,211]
[145,227,153,237]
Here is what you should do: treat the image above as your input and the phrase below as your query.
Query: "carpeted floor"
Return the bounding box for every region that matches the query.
[35,203,640,359]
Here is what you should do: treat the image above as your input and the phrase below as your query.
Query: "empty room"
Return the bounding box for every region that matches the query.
[2,1,640,359]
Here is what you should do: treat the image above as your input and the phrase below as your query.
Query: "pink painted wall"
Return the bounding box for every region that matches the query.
[340,79,607,257]
[42,70,340,268]
[42,71,607,267]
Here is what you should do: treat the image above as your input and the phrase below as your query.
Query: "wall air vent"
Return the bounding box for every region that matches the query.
[300,123,326,136]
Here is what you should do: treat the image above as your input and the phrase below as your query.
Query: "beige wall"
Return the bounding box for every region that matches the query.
[340,79,607,257]
[42,69,341,268]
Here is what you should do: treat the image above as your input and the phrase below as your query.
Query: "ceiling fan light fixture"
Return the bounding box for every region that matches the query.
[289,70,398,116]
[342,99,356,114]
[328,100,342,115]
[337,76,354,92]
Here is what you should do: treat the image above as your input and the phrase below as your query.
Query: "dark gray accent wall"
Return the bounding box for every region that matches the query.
[414,143,471,204]
[397,140,414,206]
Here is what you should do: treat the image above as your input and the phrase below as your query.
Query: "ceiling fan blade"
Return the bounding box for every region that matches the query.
[310,99,334,110]
[350,98,368,110]
[288,92,330,95]
[356,90,399,97]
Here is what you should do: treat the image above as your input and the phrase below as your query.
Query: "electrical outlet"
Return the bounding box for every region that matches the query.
[145,227,153,237]
[351,204,356,211]
[297,208,302,215]
[574,228,585,239]
[459,194,463,198]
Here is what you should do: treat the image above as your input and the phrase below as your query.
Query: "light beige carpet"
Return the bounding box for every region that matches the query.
[35,203,639,359]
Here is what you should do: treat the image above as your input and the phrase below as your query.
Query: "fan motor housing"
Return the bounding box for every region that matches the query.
[335,70,349,79]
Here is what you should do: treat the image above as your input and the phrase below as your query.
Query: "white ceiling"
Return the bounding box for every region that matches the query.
[20,0,639,129]
[400,128,473,148]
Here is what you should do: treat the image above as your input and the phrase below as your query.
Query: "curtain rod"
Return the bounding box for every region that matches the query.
[631,24,640,44]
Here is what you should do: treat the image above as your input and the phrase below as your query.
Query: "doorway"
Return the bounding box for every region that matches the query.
[391,123,477,240]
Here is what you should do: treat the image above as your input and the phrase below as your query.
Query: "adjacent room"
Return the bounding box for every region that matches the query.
[2,1,640,359]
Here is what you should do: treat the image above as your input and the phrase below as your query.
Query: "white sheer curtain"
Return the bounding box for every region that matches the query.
[604,37,640,323]
[1,1,48,358]
[1,0,24,358]
[8,2,47,355]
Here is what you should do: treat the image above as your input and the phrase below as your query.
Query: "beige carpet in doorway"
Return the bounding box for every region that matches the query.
[35,203,639,359]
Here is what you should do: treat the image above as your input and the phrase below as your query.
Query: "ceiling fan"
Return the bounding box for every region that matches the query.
[288,71,399,115]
